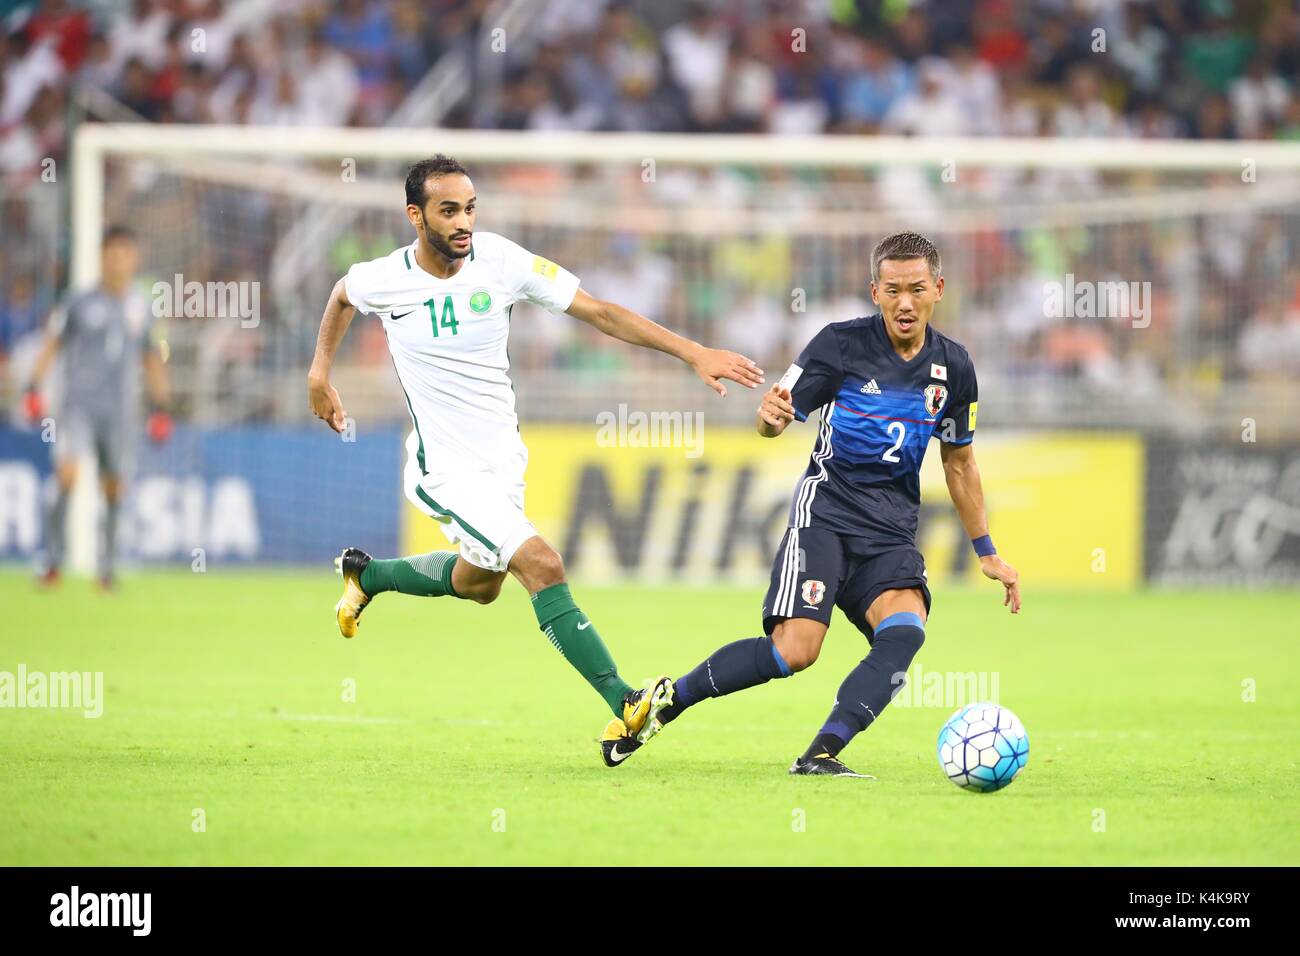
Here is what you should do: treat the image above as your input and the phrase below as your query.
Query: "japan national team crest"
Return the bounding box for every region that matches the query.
[801,579,825,606]
[924,384,948,417]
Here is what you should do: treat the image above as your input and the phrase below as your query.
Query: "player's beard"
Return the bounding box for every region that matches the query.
[425,227,472,260]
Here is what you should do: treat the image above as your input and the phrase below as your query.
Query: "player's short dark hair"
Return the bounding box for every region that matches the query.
[405,155,470,208]
[871,231,941,282]
[102,225,137,247]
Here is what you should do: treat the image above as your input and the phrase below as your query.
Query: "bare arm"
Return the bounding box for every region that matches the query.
[27,331,60,389]
[307,277,356,433]
[565,288,763,397]
[940,440,1021,613]
[143,349,170,408]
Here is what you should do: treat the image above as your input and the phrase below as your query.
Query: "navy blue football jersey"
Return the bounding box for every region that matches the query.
[780,314,978,545]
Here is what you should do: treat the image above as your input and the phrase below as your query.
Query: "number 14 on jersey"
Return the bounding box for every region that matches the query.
[424,296,460,337]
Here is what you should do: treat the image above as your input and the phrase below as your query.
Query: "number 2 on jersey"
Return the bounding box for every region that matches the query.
[883,420,905,462]
[424,297,460,337]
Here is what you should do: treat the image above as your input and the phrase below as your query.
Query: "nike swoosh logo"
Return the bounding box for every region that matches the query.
[577,620,592,630]
[391,310,413,320]
[608,744,631,762]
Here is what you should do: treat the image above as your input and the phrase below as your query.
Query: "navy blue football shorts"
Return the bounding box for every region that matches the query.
[761,526,932,642]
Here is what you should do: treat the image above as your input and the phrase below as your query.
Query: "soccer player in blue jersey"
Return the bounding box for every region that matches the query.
[602,232,1021,776]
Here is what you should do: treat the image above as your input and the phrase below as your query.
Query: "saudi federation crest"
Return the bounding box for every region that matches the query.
[801,579,825,606]
[924,384,948,417]
[469,289,493,314]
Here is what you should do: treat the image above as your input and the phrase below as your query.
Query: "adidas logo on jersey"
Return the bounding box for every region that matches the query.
[860,379,882,395]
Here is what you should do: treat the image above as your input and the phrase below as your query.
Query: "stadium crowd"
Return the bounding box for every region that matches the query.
[3,0,1300,394]
[4,0,1299,153]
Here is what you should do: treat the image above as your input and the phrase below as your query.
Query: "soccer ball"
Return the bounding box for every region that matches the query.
[937,703,1029,792]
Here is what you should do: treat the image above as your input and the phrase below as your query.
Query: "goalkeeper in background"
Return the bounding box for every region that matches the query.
[24,226,173,589]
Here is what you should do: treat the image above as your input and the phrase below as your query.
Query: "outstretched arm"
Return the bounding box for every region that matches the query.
[307,277,356,433]
[565,288,763,397]
[940,440,1021,613]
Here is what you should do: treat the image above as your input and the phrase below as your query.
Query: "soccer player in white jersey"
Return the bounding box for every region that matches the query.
[307,155,764,739]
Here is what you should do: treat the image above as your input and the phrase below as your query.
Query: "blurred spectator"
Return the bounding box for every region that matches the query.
[24,0,91,71]
[723,33,776,133]
[935,43,1000,135]
[972,0,1029,73]
[1192,93,1237,140]
[1111,1,1170,96]
[2,29,63,126]
[662,1,731,130]
[580,234,673,325]
[1181,8,1253,96]
[0,273,44,360]
[322,0,394,122]
[114,56,162,120]
[991,71,1041,138]
[75,30,116,89]
[0,99,42,185]
[389,1,441,89]
[840,37,913,131]
[296,28,360,127]
[1030,19,1087,88]
[1238,297,1300,381]
[1054,65,1120,138]
[248,66,305,127]
[182,0,237,72]
[108,0,171,72]
[767,72,828,134]
[1228,59,1289,139]
[1279,96,1300,141]
[1124,95,1186,138]
[882,59,967,137]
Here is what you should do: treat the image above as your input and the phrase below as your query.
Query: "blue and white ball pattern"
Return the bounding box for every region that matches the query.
[937,703,1029,792]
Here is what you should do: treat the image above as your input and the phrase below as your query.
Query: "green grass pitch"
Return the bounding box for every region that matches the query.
[4,569,1297,866]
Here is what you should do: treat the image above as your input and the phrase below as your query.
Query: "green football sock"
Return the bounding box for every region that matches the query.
[531,583,633,716]
[359,551,461,598]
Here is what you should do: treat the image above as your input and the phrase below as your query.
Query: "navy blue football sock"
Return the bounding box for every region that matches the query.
[802,612,926,760]
[660,636,792,723]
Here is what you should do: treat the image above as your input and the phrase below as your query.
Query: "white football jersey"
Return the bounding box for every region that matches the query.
[344,231,580,472]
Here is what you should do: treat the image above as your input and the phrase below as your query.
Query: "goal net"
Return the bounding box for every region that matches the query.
[45,125,1300,582]
[72,125,1300,431]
